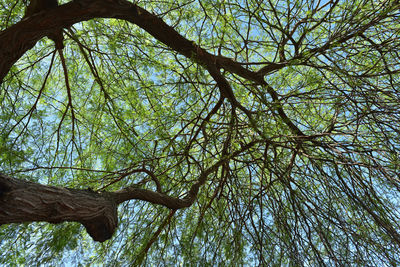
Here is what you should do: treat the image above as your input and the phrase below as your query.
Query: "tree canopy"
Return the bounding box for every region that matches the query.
[1,0,400,265]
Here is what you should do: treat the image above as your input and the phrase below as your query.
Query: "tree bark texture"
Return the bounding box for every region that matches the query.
[0,172,198,241]
[0,173,118,242]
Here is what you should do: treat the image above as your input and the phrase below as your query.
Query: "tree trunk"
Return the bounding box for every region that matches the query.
[0,173,118,242]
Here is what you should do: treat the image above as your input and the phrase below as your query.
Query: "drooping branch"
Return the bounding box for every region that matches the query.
[0,0,269,99]
[0,0,304,136]
[119,5,306,136]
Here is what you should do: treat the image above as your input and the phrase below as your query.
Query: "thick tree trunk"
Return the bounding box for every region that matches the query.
[0,172,199,242]
[0,173,118,242]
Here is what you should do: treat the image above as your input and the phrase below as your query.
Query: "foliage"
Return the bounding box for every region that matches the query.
[1,0,400,265]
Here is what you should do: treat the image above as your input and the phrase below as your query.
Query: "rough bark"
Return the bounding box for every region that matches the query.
[0,173,196,242]
[0,0,303,136]
[0,173,118,242]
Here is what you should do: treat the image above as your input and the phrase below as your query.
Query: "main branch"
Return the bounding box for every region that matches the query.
[0,173,117,242]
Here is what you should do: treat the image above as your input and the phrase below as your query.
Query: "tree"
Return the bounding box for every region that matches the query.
[1,0,400,265]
